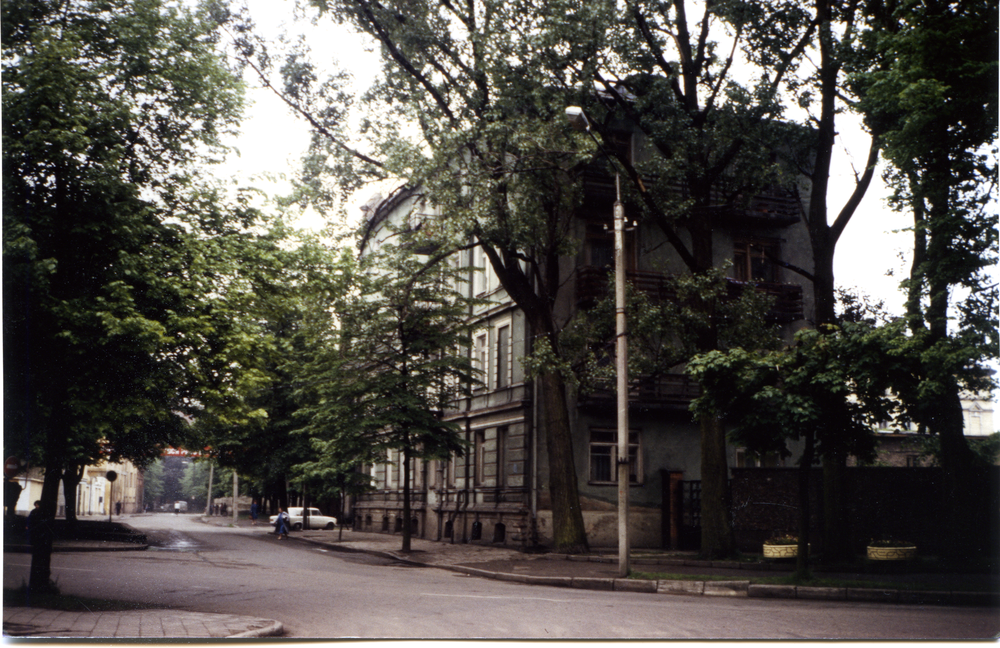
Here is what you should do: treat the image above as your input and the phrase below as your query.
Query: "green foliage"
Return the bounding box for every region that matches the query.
[240,0,833,554]
[291,223,478,494]
[1,0,255,488]
[687,321,906,464]
[561,268,782,399]
[180,461,233,504]
[848,0,997,477]
[142,460,166,502]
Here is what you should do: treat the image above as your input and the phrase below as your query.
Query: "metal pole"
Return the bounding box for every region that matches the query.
[614,174,630,577]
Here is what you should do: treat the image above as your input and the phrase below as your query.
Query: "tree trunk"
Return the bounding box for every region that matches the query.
[699,415,735,558]
[821,451,849,563]
[31,457,62,594]
[796,428,816,579]
[61,463,84,528]
[540,370,588,553]
[401,446,412,553]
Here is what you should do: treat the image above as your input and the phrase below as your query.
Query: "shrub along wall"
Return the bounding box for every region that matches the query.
[730,466,1000,560]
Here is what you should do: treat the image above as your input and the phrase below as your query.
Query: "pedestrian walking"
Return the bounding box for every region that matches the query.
[26,500,41,545]
[174,501,180,515]
[250,500,259,526]
[274,507,289,539]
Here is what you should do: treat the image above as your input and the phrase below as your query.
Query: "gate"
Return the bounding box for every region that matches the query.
[680,480,701,550]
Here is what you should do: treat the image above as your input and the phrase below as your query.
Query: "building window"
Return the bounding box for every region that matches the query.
[733,238,780,283]
[586,222,635,271]
[388,450,400,488]
[471,244,498,296]
[474,430,486,486]
[496,323,510,388]
[589,429,641,484]
[497,426,508,488]
[474,331,489,389]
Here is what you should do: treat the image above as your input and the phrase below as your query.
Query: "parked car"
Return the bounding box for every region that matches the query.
[269,507,337,530]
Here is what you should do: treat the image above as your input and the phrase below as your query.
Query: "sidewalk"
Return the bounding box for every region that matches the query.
[2,608,282,639]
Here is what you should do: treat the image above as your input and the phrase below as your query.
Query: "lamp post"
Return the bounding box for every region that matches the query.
[566,106,630,577]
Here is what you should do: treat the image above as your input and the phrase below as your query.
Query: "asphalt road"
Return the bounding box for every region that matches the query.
[4,514,998,639]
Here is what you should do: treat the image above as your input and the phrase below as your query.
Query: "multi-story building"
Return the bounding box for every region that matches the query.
[352,143,815,550]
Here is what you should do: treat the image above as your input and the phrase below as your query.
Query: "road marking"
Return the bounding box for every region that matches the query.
[422,593,572,603]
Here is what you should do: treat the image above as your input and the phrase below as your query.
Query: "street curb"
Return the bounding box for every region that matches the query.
[3,543,149,553]
[228,619,284,638]
[284,533,998,608]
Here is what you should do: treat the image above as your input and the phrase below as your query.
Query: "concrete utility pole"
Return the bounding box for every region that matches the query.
[613,175,630,578]
[204,462,214,516]
[232,471,238,525]
[565,105,630,577]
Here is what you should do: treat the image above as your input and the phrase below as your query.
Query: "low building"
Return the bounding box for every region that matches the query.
[10,459,143,517]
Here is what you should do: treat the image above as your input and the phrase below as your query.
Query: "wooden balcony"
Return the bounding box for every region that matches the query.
[580,167,801,227]
[693,188,803,227]
[576,266,804,323]
[577,373,701,411]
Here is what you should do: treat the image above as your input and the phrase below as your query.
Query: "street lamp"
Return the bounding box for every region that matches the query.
[566,106,630,577]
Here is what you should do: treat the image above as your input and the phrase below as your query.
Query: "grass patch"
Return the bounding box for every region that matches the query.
[4,586,155,612]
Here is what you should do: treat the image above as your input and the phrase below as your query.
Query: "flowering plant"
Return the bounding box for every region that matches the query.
[764,533,799,546]
[868,538,915,547]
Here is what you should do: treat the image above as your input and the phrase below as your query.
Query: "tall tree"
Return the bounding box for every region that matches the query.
[238,0,605,551]
[246,0,813,555]
[3,0,244,589]
[852,0,998,557]
[293,220,477,552]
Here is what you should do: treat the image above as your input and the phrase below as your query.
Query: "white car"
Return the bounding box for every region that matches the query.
[269,507,337,530]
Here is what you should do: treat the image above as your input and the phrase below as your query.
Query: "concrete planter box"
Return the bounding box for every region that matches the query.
[763,543,805,559]
[866,545,917,561]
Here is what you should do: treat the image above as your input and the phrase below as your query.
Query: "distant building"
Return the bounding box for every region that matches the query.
[11,458,143,517]
[862,393,996,468]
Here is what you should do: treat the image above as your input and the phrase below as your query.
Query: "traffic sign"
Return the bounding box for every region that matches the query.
[4,457,20,478]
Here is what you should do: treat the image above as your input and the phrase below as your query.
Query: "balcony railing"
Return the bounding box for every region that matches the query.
[576,266,804,323]
[578,374,701,411]
[579,167,802,227]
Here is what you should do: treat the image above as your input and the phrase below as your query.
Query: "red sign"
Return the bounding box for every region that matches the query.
[162,447,203,457]
[4,457,20,478]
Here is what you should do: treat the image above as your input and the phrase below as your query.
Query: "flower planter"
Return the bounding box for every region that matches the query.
[867,545,917,561]
[763,543,800,559]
